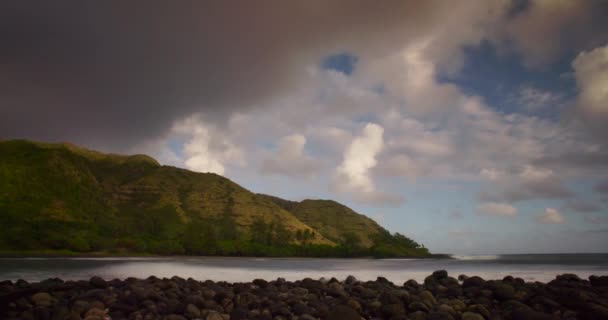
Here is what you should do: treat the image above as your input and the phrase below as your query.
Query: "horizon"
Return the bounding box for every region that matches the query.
[1,1,608,255]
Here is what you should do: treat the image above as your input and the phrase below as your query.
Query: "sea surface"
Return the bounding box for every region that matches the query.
[1,254,608,283]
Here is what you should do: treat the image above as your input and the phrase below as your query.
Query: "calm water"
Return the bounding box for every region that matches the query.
[1,254,608,283]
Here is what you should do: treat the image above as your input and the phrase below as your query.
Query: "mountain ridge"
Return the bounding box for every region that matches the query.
[0,139,429,257]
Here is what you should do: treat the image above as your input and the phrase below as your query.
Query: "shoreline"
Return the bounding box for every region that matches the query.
[0,251,452,260]
[2,271,607,319]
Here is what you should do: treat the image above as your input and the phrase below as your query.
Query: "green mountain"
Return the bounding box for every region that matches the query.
[0,139,429,257]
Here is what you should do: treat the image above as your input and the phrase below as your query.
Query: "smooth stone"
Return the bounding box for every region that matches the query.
[461,312,485,320]
[31,292,53,307]
[326,305,360,320]
[185,303,201,318]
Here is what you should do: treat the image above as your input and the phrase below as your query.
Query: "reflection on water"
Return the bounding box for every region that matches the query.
[1,254,608,283]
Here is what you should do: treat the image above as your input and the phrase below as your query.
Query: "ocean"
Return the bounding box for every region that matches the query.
[1,254,607,283]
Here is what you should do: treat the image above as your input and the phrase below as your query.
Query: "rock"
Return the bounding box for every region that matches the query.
[432,270,448,280]
[346,299,361,312]
[458,274,468,281]
[252,279,268,288]
[292,302,313,315]
[461,312,485,320]
[83,308,107,320]
[379,291,401,305]
[404,279,420,288]
[466,304,490,319]
[89,276,107,288]
[427,311,454,320]
[381,303,406,318]
[438,304,456,317]
[447,299,466,312]
[165,315,187,320]
[409,301,430,312]
[409,311,428,320]
[33,307,51,320]
[229,307,248,320]
[325,305,360,320]
[31,292,53,307]
[555,273,582,282]
[589,275,608,287]
[345,275,358,285]
[327,282,347,298]
[462,276,485,288]
[490,282,515,301]
[206,311,224,320]
[419,290,437,306]
[185,303,201,318]
[579,302,608,319]
[70,300,90,315]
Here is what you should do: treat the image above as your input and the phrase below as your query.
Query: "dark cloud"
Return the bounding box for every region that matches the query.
[563,199,603,213]
[595,180,608,195]
[0,1,445,151]
[479,179,573,203]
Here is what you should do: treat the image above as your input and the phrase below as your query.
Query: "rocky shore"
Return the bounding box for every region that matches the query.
[1,271,608,320]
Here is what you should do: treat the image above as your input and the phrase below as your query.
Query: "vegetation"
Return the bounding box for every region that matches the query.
[0,139,430,258]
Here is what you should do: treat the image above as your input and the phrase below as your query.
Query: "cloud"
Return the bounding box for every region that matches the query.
[536,208,565,224]
[334,123,384,193]
[332,123,404,205]
[501,0,608,67]
[476,202,518,217]
[448,209,465,220]
[479,165,573,203]
[572,45,608,142]
[595,180,608,195]
[0,1,507,151]
[512,85,563,111]
[562,199,603,213]
[170,114,245,175]
[260,134,320,178]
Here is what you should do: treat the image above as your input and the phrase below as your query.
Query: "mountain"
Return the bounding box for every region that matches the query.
[0,139,429,257]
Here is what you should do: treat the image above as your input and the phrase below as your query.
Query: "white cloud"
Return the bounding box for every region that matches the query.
[573,45,608,116]
[260,134,320,178]
[480,168,502,181]
[331,123,404,205]
[172,114,245,175]
[536,208,565,224]
[334,123,384,193]
[572,45,608,142]
[477,202,518,217]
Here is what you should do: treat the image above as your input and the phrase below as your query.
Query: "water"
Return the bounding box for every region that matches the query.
[1,254,607,283]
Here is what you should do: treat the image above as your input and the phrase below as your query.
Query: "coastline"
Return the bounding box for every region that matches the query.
[0,250,452,260]
[2,271,607,319]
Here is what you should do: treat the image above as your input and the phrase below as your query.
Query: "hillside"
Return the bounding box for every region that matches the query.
[260,197,385,247]
[0,139,429,257]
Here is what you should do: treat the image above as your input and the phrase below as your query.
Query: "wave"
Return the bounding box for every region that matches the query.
[451,255,500,260]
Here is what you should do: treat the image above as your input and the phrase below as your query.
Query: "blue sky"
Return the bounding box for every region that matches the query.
[2,1,607,254]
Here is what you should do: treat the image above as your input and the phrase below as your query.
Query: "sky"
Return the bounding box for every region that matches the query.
[1,0,608,254]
